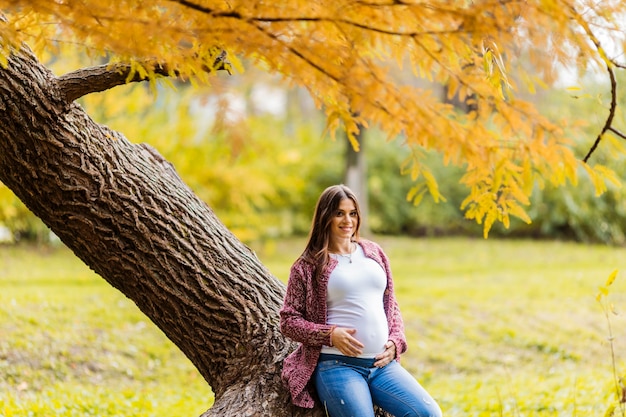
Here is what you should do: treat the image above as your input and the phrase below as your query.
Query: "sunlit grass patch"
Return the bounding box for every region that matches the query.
[380,237,626,416]
[0,244,213,417]
[2,237,626,416]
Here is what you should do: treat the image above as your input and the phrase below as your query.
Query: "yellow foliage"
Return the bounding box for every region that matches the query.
[597,270,619,302]
[582,163,621,197]
[605,269,619,288]
[1,0,625,235]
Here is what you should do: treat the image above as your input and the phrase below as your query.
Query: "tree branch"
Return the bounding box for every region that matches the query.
[57,51,230,103]
[608,126,626,141]
[568,4,621,163]
[583,63,617,163]
[171,0,467,37]
[57,62,172,103]
[583,64,617,163]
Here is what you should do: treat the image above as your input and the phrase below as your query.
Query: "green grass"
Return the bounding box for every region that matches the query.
[0,244,213,417]
[2,237,626,416]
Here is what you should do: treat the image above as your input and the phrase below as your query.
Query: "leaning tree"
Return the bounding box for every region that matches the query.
[1,1,625,415]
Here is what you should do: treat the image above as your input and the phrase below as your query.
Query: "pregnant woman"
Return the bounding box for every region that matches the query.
[280,184,442,417]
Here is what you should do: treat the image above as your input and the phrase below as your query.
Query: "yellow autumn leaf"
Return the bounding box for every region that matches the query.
[507,203,532,224]
[422,167,447,203]
[582,163,607,196]
[604,269,618,288]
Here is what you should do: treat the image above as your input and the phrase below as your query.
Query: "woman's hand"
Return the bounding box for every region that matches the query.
[330,327,364,357]
[374,340,396,368]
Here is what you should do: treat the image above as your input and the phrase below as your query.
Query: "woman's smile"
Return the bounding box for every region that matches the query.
[330,198,358,241]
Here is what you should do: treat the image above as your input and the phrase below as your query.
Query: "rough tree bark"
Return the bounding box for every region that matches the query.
[0,47,392,416]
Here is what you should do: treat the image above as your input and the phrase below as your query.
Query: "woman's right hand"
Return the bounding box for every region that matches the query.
[331,327,364,357]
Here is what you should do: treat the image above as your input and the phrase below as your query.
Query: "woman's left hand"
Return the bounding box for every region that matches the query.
[374,340,396,368]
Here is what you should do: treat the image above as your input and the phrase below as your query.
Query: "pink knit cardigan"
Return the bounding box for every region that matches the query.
[279,239,408,408]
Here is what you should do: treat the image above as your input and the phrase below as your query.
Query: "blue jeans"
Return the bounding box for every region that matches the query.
[314,354,442,417]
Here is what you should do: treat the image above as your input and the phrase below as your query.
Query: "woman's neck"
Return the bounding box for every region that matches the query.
[329,239,354,255]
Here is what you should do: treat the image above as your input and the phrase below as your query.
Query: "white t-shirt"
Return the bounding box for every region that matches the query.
[321,244,389,358]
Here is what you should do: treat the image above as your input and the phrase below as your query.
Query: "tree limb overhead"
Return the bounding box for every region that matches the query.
[57,51,231,103]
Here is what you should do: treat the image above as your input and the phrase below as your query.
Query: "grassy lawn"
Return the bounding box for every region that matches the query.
[0,244,213,417]
[2,237,626,416]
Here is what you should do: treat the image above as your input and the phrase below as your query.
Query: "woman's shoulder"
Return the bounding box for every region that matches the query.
[288,256,319,285]
[290,255,316,273]
[357,238,384,254]
[357,239,391,267]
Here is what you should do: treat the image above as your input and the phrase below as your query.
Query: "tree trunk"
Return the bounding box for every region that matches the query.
[345,128,370,235]
[0,47,391,417]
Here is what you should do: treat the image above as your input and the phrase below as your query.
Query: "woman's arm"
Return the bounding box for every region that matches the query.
[279,264,335,347]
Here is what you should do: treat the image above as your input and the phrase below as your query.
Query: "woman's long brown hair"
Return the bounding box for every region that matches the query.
[300,184,361,272]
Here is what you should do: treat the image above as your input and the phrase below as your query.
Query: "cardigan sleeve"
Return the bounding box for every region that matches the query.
[279,262,335,347]
[377,245,408,357]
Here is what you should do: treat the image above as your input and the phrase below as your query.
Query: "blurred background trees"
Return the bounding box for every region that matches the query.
[2,56,626,246]
[2,1,626,247]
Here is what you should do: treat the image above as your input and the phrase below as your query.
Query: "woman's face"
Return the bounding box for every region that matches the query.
[329,198,358,241]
